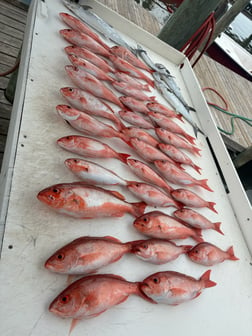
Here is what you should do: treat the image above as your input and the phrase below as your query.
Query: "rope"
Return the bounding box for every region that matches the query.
[202,87,252,135]
[0,60,20,77]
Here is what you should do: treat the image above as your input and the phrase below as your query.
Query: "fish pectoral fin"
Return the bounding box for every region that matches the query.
[69,318,80,335]
[109,190,126,200]
[170,287,187,296]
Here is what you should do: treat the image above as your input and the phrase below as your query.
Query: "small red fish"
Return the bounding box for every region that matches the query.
[112,81,156,101]
[171,189,217,213]
[155,128,201,156]
[110,45,153,73]
[45,236,132,274]
[122,127,159,147]
[173,208,223,234]
[147,102,183,122]
[65,46,115,73]
[59,13,109,50]
[140,270,216,305]
[120,96,150,114]
[57,135,130,164]
[37,183,146,218]
[115,72,150,91]
[59,29,110,56]
[119,110,154,129]
[133,211,203,242]
[187,242,239,266]
[154,160,213,192]
[131,239,192,264]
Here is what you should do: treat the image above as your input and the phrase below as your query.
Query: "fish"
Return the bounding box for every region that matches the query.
[59,29,110,57]
[112,81,156,101]
[45,236,132,274]
[65,46,115,73]
[68,54,114,81]
[110,45,153,73]
[59,12,109,50]
[133,211,203,242]
[49,274,150,333]
[57,135,130,164]
[65,65,124,108]
[60,87,123,130]
[119,96,150,114]
[64,158,128,186]
[158,143,202,174]
[131,239,192,264]
[118,110,154,129]
[155,128,201,156]
[154,160,213,192]
[136,44,161,72]
[140,270,216,305]
[63,0,136,52]
[109,54,154,87]
[56,105,125,142]
[187,242,239,266]
[171,189,217,213]
[173,208,223,234]
[127,182,182,208]
[121,127,159,147]
[37,182,146,218]
[115,72,150,91]
[148,111,196,144]
[126,158,174,194]
[147,102,183,122]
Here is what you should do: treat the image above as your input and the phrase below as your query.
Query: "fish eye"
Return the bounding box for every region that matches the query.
[61,295,70,304]
[73,159,78,163]
[143,217,148,222]
[67,105,71,109]
[143,244,148,249]
[194,249,199,254]
[68,88,73,92]
[57,254,64,260]
[153,278,159,284]
[52,188,60,193]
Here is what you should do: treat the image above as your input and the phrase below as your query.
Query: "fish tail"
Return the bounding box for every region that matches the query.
[176,113,185,123]
[214,222,224,235]
[149,96,157,102]
[184,133,196,145]
[118,153,131,164]
[143,84,151,92]
[207,201,218,213]
[193,228,204,243]
[192,163,202,174]
[145,77,155,88]
[191,146,202,156]
[200,270,217,289]
[199,179,214,192]
[131,202,147,217]
[227,246,239,261]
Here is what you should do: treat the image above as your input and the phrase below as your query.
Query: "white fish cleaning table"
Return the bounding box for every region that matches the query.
[0,0,252,335]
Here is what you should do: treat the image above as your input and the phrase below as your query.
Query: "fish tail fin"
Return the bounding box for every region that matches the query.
[118,153,131,164]
[146,78,155,88]
[214,222,224,235]
[227,246,239,261]
[193,228,204,243]
[135,282,157,304]
[184,133,196,145]
[207,201,218,213]
[143,84,151,92]
[132,202,147,217]
[149,96,157,102]
[192,146,202,156]
[192,164,202,174]
[200,270,217,289]
[176,113,185,123]
[199,179,214,192]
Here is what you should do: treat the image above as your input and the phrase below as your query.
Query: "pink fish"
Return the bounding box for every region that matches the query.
[65,46,115,73]
[131,239,192,264]
[147,102,183,122]
[154,160,213,192]
[59,29,110,57]
[120,96,150,114]
[45,236,132,274]
[115,72,150,91]
[57,135,130,164]
[133,211,203,242]
[68,54,114,81]
[155,128,201,156]
[119,110,154,129]
[187,242,239,266]
[127,182,182,208]
[37,183,146,218]
[65,65,124,108]
[126,158,173,194]
[60,87,123,130]
[59,13,109,50]
[49,274,150,333]
[158,143,202,174]
[171,189,217,213]
[140,270,216,305]
[110,45,153,73]
[112,81,156,101]
[56,105,125,142]
[173,208,223,234]
[148,111,196,144]
[121,127,159,147]
[109,54,154,87]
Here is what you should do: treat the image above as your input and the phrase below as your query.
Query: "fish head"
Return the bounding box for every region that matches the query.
[64,158,89,174]
[133,212,155,234]
[67,53,80,65]
[171,189,188,200]
[187,243,207,263]
[59,28,74,39]
[60,87,80,100]
[64,45,77,55]
[131,240,153,259]
[56,105,80,121]
[140,272,168,301]
[37,184,72,209]
[126,158,140,168]
[57,135,76,151]
[127,182,145,194]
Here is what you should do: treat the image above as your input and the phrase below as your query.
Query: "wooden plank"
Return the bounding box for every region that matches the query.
[0,31,23,49]
[0,21,24,40]
[0,76,9,89]
[0,89,11,105]
[0,134,7,153]
[0,0,27,24]
[0,63,14,76]
[0,13,26,33]
[0,53,17,67]
[0,101,12,119]
[0,0,29,12]
[0,117,9,135]
[0,42,20,58]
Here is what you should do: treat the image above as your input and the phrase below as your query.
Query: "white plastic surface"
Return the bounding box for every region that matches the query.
[0,1,252,336]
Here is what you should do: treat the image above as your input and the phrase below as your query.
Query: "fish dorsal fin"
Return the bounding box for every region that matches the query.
[108,190,126,200]
[103,236,122,243]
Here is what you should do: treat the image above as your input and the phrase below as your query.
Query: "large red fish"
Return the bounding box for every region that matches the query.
[37,183,146,218]
[45,236,132,274]
[140,270,216,305]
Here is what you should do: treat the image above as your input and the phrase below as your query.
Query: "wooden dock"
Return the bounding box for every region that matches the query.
[0,0,251,170]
